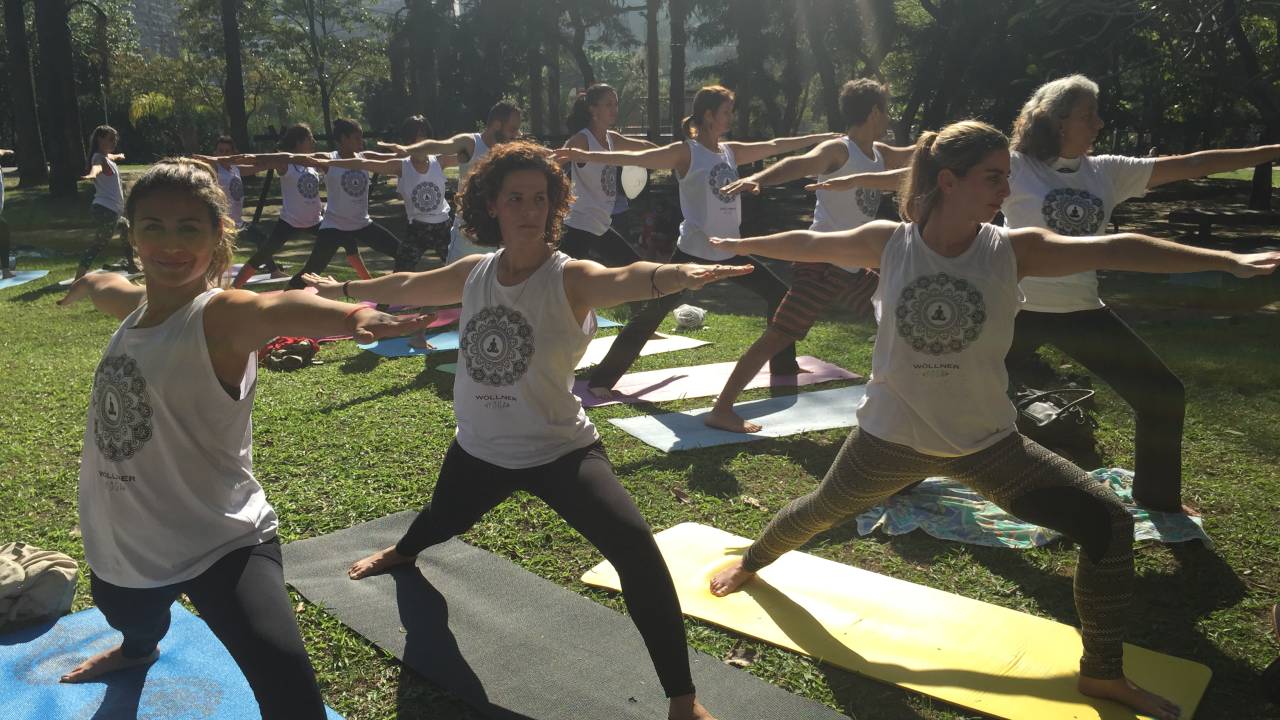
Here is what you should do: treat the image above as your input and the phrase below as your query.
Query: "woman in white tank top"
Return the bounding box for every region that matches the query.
[76,125,137,281]
[223,123,327,288]
[703,122,1277,720]
[57,159,430,715]
[552,85,838,396]
[304,141,753,720]
[195,135,292,283]
[558,84,657,264]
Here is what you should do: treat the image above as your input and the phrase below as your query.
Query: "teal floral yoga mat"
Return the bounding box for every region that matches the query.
[855,468,1212,548]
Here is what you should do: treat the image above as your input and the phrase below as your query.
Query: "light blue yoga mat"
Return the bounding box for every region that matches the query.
[609,384,867,452]
[854,467,1213,549]
[0,270,48,290]
[0,604,344,720]
[358,330,459,357]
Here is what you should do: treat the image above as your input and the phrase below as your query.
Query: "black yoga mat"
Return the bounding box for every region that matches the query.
[283,511,849,720]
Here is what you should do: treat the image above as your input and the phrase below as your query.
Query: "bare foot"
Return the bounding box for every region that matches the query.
[269,269,292,279]
[2,270,15,280]
[348,545,416,580]
[407,330,434,350]
[703,407,761,434]
[587,386,616,401]
[61,645,159,683]
[1078,675,1181,720]
[668,693,716,720]
[709,559,755,597]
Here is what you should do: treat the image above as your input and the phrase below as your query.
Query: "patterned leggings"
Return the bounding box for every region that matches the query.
[78,204,135,274]
[743,428,1134,680]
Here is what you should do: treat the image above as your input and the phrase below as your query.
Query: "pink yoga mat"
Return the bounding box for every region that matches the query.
[573,356,861,408]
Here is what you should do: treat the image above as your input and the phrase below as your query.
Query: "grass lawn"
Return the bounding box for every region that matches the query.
[2,172,1279,719]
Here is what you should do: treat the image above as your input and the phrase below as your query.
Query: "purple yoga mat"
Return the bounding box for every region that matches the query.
[573,355,861,408]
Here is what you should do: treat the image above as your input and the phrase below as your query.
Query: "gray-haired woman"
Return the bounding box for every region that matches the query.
[1004,74,1280,514]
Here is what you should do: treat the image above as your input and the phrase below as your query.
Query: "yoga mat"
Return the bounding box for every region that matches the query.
[359,330,458,357]
[574,356,861,408]
[854,468,1214,549]
[583,523,1212,720]
[609,385,866,452]
[0,270,49,290]
[0,604,343,720]
[575,331,709,370]
[57,269,138,287]
[224,264,276,285]
[283,512,849,720]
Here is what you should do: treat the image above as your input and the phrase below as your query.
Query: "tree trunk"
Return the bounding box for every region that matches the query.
[407,0,437,118]
[33,0,83,198]
[543,5,562,135]
[804,0,841,132]
[1223,0,1277,209]
[3,0,48,186]
[303,0,333,139]
[668,0,687,140]
[221,0,251,150]
[528,41,545,136]
[565,5,595,88]
[646,0,660,141]
[778,5,801,135]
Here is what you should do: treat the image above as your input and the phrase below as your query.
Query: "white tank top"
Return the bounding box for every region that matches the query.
[320,151,371,231]
[91,153,125,215]
[813,139,884,271]
[399,155,450,224]
[78,289,278,588]
[449,134,493,262]
[565,128,617,236]
[280,163,323,228]
[858,223,1022,457]
[454,251,600,469]
[217,164,246,229]
[677,140,741,260]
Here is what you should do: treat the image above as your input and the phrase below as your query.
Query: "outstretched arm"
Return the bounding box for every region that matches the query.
[607,131,659,151]
[318,155,404,175]
[551,142,688,171]
[1011,227,1280,279]
[806,167,908,193]
[720,139,848,197]
[56,272,145,317]
[725,132,843,165]
[301,255,483,307]
[708,220,897,269]
[379,133,475,160]
[1149,144,1280,188]
[563,259,753,312]
[875,142,916,170]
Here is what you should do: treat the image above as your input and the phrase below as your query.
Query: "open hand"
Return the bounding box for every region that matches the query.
[300,272,343,299]
[1228,250,1280,278]
[349,309,435,345]
[676,263,754,291]
[719,178,761,197]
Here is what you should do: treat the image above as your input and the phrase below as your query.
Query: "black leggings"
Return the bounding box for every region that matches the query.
[559,225,641,266]
[78,204,135,274]
[395,440,696,699]
[244,219,320,275]
[1006,307,1186,511]
[288,222,407,289]
[1,215,10,272]
[587,247,798,389]
[234,224,281,274]
[90,538,326,719]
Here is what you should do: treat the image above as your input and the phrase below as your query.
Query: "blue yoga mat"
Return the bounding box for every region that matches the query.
[0,604,343,720]
[609,384,867,452]
[0,270,49,290]
[358,330,459,357]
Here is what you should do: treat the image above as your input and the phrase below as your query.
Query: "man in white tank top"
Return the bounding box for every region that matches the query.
[378,102,523,264]
[705,80,913,432]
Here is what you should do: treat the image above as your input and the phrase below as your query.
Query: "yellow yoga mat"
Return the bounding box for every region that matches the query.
[581,523,1210,720]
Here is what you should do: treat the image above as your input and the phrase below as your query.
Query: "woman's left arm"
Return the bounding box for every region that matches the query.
[563,260,753,313]
[1149,144,1280,188]
[1011,227,1280,279]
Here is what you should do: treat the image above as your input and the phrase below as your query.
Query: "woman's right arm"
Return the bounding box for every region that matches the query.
[379,133,475,159]
[302,255,485,307]
[708,221,896,269]
[551,142,687,171]
[56,273,145,318]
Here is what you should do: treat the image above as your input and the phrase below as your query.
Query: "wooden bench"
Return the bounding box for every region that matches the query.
[1168,207,1280,241]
